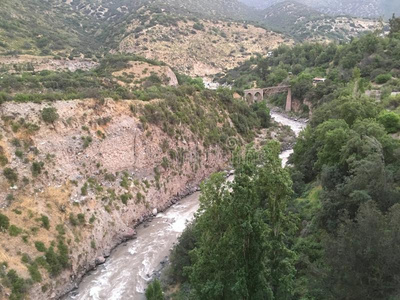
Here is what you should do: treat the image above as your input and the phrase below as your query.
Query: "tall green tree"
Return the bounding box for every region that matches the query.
[318,202,400,300]
[389,14,400,36]
[146,280,164,300]
[189,143,296,300]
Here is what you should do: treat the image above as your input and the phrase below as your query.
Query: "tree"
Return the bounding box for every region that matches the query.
[169,223,196,283]
[389,14,400,36]
[252,100,271,128]
[146,279,164,300]
[378,111,400,133]
[319,202,400,299]
[189,143,296,300]
[41,107,59,124]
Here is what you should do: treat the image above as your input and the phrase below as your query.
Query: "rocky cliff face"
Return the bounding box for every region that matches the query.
[0,98,230,299]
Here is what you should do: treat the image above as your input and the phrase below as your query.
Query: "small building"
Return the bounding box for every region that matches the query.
[267,51,274,58]
[313,77,326,86]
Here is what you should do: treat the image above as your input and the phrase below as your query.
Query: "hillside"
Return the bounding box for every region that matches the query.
[0,0,289,77]
[262,1,325,30]
[0,0,98,56]
[240,0,400,18]
[0,0,257,56]
[119,12,288,76]
[262,1,384,41]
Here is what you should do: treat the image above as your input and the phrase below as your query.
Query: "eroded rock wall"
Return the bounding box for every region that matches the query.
[0,98,228,299]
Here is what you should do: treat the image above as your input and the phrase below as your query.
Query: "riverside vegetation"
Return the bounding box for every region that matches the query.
[153,16,400,300]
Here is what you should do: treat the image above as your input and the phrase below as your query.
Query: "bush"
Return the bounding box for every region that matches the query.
[3,168,18,184]
[9,225,22,236]
[28,264,42,283]
[69,213,78,226]
[77,213,85,225]
[378,111,400,133]
[0,154,8,166]
[40,215,50,230]
[81,183,88,196]
[6,269,27,300]
[41,107,59,124]
[193,22,204,31]
[31,161,44,177]
[0,213,10,232]
[34,241,47,252]
[375,73,392,84]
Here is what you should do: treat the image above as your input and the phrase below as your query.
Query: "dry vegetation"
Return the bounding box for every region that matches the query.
[120,18,289,76]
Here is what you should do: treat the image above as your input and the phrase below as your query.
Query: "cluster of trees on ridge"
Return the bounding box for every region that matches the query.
[145,16,400,300]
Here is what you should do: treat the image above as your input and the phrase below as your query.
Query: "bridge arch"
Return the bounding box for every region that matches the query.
[244,86,292,112]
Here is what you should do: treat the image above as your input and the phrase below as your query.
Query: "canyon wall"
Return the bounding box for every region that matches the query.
[0,98,229,299]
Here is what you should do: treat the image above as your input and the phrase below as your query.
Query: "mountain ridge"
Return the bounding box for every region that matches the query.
[239,0,400,18]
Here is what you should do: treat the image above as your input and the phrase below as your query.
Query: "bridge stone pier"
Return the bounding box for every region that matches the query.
[244,85,292,112]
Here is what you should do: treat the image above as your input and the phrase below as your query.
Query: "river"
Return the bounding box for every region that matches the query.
[64,112,306,300]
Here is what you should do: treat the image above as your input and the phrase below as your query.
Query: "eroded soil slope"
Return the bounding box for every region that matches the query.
[0,96,236,299]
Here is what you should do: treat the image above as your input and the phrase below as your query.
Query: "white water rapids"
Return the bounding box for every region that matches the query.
[64,112,305,300]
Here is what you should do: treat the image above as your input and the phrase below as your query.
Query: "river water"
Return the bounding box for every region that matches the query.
[64,112,305,300]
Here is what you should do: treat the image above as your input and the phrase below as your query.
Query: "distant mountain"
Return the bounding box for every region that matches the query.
[239,0,400,18]
[239,0,278,10]
[261,1,384,42]
[262,1,324,29]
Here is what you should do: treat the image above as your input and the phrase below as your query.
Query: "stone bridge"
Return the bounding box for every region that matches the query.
[244,86,292,112]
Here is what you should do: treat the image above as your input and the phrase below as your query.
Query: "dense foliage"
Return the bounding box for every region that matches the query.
[165,143,297,299]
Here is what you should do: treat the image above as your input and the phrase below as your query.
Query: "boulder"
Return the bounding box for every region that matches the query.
[122,228,136,240]
[95,256,106,265]
[152,208,158,216]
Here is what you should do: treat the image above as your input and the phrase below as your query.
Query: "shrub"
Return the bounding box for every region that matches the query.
[28,264,42,283]
[40,215,50,230]
[34,241,47,252]
[89,215,96,224]
[56,224,65,235]
[9,225,22,236]
[77,213,85,225]
[81,183,88,196]
[6,269,27,300]
[121,193,132,205]
[375,73,392,84]
[41,107,59,124]
[31,161,44,177]
[69,213,78,226]
[3,168,18,184]
[0,213,10,232]
[0,154,8,166]
[82,136,93,148]
[15,150,23,159]
[193,22,204,31]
